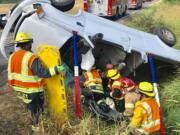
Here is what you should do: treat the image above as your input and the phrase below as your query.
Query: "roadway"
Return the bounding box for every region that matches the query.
[117,0,160,22]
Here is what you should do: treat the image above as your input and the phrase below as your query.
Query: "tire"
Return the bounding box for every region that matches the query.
[51,0,75,12]
[154,27,176,47]
[122,6,127,16]
[139,1,143,8]
[114,7,120,19]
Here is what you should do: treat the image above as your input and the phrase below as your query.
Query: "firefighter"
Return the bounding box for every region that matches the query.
[81,66,105,103]
[8,32,64,131]
[127,82,160,135]
[121,78,140,117]
[81,66,112,112]
[106,69,125,112]
[80,49,109,112]
[104,63,126,96]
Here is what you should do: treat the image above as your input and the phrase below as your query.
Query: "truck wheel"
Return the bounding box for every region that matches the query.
[154,27,176,47]
[122,6,127,16]
[139,1,143,8]
[115,7,120,19]
[51,0,75,11]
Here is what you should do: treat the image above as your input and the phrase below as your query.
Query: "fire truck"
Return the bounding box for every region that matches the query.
[128,0,143,9]
[84,0,128,18]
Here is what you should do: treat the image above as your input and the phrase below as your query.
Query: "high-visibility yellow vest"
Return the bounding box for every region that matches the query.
[8,50,44,96]
[83,69,103,93]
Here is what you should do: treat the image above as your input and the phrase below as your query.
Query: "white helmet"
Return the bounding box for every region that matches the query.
[81,49,95,71]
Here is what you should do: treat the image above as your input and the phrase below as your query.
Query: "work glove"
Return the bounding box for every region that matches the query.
[112,89,121,98]
[56,65,64,73]
[49,65,64,76]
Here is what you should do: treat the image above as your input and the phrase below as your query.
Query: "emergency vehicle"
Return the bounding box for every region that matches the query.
[128,0,143,9]
[84,0,128,17]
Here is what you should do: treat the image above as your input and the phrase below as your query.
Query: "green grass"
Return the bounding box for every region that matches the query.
[123,1,180,134]
[163,0,180,4]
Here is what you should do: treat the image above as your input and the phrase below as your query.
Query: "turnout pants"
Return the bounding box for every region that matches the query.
[27,92,44,125]
[114,98,125,113]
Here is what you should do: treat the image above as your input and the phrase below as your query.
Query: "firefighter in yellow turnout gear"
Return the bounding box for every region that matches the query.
[127,82,160,135]
[8,32,64,131]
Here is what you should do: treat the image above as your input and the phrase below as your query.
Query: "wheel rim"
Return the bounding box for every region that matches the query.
[161,29,174,41]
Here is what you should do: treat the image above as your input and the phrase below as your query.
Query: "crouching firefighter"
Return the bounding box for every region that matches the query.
[8,32,64,131]
[106,69,125,113]
[121,78,140,117]
[80,49,109,112]
[127,82,160,135]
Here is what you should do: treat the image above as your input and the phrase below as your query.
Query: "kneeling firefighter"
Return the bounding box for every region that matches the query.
[121,78,140,117]
[80,49,109,112]
[106,69,125,112]
[8,32,64,131]
[127,82,160,135]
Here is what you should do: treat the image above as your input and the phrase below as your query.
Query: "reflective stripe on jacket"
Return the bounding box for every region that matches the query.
[109,78,125,99]
[83,69,103,92]
[131,98,160,133]
[8,50,45,94]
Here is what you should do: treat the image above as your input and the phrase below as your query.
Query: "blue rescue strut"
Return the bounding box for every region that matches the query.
[148,55,165,135]
[73,31,81,119]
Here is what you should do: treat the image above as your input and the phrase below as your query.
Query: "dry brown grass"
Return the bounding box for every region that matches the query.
[0,4,14,13]
[0,0,83,14]
[0,85,32,135]
[67,0,83,14]
[0,85,129,135]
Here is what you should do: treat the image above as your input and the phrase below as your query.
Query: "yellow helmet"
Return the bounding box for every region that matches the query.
[107,69,120,80]
[138,82,155,97]
[15,32,33,44]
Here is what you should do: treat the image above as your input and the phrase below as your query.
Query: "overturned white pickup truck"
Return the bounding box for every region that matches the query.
[0,0,179,76]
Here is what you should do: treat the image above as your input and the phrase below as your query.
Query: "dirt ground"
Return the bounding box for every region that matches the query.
[68,0,83,14]
[0,86,32,135]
